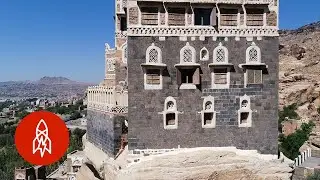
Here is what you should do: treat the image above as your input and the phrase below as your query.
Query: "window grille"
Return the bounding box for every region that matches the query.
[148,49,158,63]
[183,48,193,63]
[216,48,225,62]
[248,48,258,62]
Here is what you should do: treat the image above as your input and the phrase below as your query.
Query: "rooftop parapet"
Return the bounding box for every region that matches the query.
[87,86,128,114]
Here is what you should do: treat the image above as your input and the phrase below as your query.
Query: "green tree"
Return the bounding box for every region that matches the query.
[279,121,315,160]
[0,101,14,112]
[279,104,299,122]
[278,104,299,132]
[69,112,82,120]
[16,111,30,120]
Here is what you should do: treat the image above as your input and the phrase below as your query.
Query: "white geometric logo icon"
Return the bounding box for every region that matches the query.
[32,119,52,158]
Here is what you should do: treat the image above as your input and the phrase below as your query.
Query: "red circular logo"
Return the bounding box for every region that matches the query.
[15,111,69,165]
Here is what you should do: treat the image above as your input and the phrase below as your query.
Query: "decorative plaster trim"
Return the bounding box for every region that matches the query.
[179,36,188,41]
[127,26,279,37]
[159,36,166,41]
[115,31,127,38]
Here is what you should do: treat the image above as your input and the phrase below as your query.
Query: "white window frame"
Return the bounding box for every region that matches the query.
[238,94,252,127]
[201,96,216,128]
[211,67,230,89]
[213,42,229,64]
[163,96,178,129]
[144,68,163,90]
[180,42,196,64]
[244,69,263,87]
[246,42,261,64]
[146,43,162,64]
[200,47,209,61]
[144,43,163,90]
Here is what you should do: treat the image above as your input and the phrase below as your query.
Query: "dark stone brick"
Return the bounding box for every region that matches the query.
[127,36,279,155]
[86,110,125,157]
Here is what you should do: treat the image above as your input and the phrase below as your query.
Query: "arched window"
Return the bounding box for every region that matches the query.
[238,94,252,127]
[146,43,162,64]
[162,96,179,129]
[180,42,196,64]
[143,43,165,90]
[213,42,228,63]
[122,44,127,64]
[246,42,261,64]
[200,47,209,61]
[201,96,216,128]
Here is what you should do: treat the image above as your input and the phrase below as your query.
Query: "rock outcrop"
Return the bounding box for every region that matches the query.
[116,149,292,180]
[279,21,320,150]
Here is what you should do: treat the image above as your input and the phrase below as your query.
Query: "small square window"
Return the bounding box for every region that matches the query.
[194,8,212,26]
[168,8,185,26]
[141,7,159,25]
[204,112,213,125]
[240,112,249,124]
[213,68,228,86]
[165,113,176,126]
[214,74,227,84]
[247,69,262,84]
[120,16,127,31]
[146,69,160,85]
[181,69,194,84]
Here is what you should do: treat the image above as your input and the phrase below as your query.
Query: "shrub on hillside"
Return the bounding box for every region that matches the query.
[278,104,299,132]
[279,121,315,160]
[279,104,299,121]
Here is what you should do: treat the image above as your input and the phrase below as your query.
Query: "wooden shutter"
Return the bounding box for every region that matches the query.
[214,74,227,84]
[254,70,262,84]
[247,69,255,84]
[177,69,182,86]
[211,8,217,26]
[193,68,200,85]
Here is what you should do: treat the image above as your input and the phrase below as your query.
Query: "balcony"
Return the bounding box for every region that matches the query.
[87,86,128,114]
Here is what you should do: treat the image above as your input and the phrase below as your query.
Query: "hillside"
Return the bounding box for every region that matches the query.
[37,76,83,85]
[0,76,95,98]
[279,21,320,149]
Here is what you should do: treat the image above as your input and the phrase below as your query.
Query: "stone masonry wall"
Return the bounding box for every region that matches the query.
[86,110,124,157]
[127,36,279,154]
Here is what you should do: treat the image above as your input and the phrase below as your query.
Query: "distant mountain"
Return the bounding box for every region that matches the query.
[0,76,96,98]
[37,76,90,85]
[279,21,320,35]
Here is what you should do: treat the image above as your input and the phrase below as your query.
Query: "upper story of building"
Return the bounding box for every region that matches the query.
[100,0,128,88]
[125,0,278,37]
[115,0,128,47]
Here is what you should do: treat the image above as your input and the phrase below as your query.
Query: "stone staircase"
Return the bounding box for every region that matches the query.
[292,149,320,180]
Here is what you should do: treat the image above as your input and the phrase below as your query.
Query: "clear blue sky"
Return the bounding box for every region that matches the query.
[0,0,319,83]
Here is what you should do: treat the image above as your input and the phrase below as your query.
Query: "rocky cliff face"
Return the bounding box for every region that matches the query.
[279,21,320,149]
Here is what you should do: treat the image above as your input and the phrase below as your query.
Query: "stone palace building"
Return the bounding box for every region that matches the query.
[87,0,279,158]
